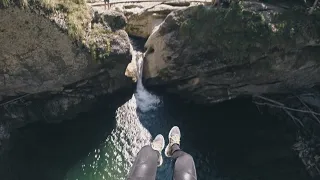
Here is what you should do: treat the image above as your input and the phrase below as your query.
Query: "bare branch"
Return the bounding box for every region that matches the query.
[0,94,31,107]
[296,95,320,124]
[253,94,320,128]
[253,101,304,127]
[255,104,262,114]
[284,108,305,127]
[309,0,319,14]
[254,100,320,116]
[255,95,284,106]
[284,110,304,127]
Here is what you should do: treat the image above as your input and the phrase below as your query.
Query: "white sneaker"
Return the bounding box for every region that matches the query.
[165,126,181,157]
[151,134,165,166]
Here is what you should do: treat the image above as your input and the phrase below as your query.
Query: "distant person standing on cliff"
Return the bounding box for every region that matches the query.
[104,0,110,9]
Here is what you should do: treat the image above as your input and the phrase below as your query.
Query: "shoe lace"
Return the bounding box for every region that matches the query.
[170,135,180,145]
[151,141,163,152]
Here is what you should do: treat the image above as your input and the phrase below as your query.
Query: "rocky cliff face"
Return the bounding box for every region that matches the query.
[0,7,92,97]
[143,1,320,104]
[124,2,190,39]
[0,1,133,151]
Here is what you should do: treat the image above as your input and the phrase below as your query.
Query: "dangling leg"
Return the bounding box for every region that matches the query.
[171,144,197,180]
[127,135,165,180]
[165,126,197,180]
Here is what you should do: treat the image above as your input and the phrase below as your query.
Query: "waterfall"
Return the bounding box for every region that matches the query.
[134,50,161,112]
[100,48,162,175]
[66,43,165,180]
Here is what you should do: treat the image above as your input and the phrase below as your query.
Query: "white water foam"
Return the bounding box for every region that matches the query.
[133,50,161,112]
[94,50,162,175]
[107,49,161,169]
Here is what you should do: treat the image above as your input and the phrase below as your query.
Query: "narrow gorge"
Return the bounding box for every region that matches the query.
[0,0,320,180]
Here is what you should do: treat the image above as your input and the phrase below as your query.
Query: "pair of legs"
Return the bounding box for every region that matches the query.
[127,126,197,180]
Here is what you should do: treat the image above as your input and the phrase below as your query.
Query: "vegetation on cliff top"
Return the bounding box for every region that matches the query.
[0,0,114,63]
[178,1,320,64]
[40,0,91,41]
[0,0,90,41]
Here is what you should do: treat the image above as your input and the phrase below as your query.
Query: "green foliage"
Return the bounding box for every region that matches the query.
[0,0,10,7]
[35,0,86,10]
[178,2,320,64]
[179,3,271,64]
[273,7,320,45]
[1,0,90,41]
[88,39,111,64]
[87,25,112,63]
[89,43,98,63]
[52,0,90,41]
[105,39,111,57]
[1,0,113,63]
[91,25,112,35]
[0,0,28,7]
[66,6,90,41]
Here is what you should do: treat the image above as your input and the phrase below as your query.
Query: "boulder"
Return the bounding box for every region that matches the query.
[0,6,133,129]
[124,3,190,38]
[143,1,320,104]
[93,10,127,31]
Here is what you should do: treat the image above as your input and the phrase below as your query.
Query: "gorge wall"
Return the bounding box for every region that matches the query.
[142,1,320,104]
[138,1,320,176]
[0,0,134,152]
[0,0,320,178]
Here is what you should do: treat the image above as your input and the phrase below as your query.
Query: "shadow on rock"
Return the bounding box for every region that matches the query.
[0,90,132,180]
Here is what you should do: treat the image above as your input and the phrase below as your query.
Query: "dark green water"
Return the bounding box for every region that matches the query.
[0,84,311,180]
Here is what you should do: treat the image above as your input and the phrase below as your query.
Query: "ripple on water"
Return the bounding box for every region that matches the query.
[65,93,158,180]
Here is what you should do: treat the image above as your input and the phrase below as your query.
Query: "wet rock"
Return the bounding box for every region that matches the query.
[125,47,139,82]
[125,37,146,82]
[143,1,320,104]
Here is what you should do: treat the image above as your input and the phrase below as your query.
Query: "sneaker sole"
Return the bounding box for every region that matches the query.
[158,155,163,167]
[154,134,165,151]
[159,135,165,151]
[165,144,171,157]
[156,134,165,167]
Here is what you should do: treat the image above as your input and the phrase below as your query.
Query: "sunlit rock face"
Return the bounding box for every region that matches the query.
[0,6,133,149]
[143,2,320,104]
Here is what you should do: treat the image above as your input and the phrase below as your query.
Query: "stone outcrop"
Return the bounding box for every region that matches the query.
[0,7,91,97]
[0,3,133,136]
[143,1,320,104]
[123,2,192,38]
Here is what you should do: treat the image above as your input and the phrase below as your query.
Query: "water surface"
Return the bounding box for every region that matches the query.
[0,83,311,180]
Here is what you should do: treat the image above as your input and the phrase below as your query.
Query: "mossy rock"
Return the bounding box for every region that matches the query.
[174,1,320,65]
[143,1,320,104]
[93,10,127,31]
[1,0,91,41]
